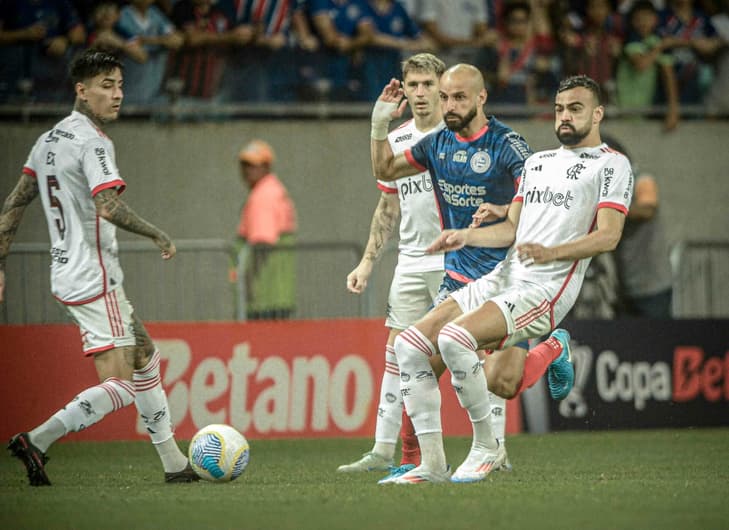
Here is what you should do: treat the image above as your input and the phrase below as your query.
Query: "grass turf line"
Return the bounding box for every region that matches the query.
[1,428,728,530]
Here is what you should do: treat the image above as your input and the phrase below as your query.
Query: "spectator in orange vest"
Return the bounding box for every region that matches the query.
[231,140,298,320]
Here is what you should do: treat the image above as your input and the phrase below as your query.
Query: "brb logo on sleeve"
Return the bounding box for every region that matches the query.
[95,147,112,176]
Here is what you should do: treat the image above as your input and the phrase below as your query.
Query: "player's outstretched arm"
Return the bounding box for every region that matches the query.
[425,229,468,254]
[347,192,400,294]
[94,188,176,260]
[469,202,510,227]
[427,201,521,254]
[0,173,39,302]
[370,79,418,182]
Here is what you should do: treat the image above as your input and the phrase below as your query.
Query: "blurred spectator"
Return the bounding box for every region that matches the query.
[361,0,430,100]
[155,0,176,17]
[617,0,667,14]
[231,140,298,320]
[0,0,86,103]
[71,0,104,24]
[305,0,375,101]
[167,0,237,100]
[658,0,721,104]
[705,0,729,115]
[87,3,148,65]
[116,0,184,105]
[567,252,620,319]
[616,0,680,130]
[414,0,498,68]
[290,3,322,97]
[217,0,313,103]
[604,133,674,319]
[563,0,624,102]
[490,1,559,104]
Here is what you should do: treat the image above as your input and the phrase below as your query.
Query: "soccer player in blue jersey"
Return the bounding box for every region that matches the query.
[370,63,575,484]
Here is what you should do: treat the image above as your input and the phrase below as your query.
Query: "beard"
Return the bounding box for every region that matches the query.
[556,122,590,146]
[444,106,478,132]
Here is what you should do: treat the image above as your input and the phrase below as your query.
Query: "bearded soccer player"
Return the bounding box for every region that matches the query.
[369,64,579,484]
[0,49,197,486]
[406,74,633,483]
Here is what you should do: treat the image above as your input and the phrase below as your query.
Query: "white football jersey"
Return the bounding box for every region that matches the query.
[377,119,445,273]
[23,111,126,304]
[499,143,633,285]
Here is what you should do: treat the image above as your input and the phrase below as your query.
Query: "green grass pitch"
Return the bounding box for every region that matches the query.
[2,428,728,530]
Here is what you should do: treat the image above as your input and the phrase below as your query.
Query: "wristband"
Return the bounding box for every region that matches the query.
[370,99,398,140]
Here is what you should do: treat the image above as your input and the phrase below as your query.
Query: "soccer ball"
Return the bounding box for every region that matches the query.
[188,424,250,482]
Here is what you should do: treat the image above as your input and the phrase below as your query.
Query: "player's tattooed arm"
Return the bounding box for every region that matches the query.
[94,188,176,260]
[0,174,39,272]
[363,192,399,263]
[347,192,399,294]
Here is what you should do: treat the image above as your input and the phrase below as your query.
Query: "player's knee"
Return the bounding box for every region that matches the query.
[487,374,520,399]
[133,344,155,370]
[393,333,409,358]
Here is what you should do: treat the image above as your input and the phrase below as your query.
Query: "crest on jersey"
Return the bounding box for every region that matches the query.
[470,150,491,173]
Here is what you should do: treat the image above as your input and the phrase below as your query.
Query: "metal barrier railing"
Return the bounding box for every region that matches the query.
[5,238,725,323]
[232,241,384,321]
[0,239,392,324]
[671,240,729,318]
[1,101,722,123]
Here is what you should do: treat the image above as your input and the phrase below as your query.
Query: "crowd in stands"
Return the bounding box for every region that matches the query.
[1,0,728,123]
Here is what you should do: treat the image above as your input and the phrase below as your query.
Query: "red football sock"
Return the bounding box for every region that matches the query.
[515,336,563,396]
[399,409,420,466]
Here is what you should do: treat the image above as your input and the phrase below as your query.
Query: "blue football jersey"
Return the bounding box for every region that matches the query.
[406,117,532,281]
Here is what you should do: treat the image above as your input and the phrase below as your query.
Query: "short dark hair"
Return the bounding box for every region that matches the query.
[504,1,531,19]
[69,49,123,85]
[629,0,658,20]
[557,75,602,105]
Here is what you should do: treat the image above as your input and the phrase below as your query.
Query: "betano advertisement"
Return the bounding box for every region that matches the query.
[548,319,729,430]
[0,319,522,442]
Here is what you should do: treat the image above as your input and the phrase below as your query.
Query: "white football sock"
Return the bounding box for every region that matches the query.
[29,418,65,453]
[438,323,497,451]
[372,345,402,459]
[32,377,135,452]
[489,392,507,446]
[394,327,446,471]
[134,350,187,472]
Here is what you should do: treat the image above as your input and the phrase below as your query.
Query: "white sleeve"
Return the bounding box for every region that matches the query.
[598,154,633,214]
[81,138,126,196]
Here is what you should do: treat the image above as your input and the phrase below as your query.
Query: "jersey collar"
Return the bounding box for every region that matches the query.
[455,123,489,143]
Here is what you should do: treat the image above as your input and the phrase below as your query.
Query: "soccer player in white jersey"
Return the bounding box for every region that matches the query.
[337,53,448,478]
[340,54,516,482]
[0,49,197,486]
[409,74,633,483]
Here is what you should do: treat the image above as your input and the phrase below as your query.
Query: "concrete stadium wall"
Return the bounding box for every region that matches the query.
[2,118,728,247]
[1,118,727,322]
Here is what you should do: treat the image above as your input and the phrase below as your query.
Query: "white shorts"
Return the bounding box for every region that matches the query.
[63,287,137,356]
[385,267,443,330]
[449,269,580,348]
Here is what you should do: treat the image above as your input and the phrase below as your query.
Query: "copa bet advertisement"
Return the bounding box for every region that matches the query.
[547,319,729,430]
